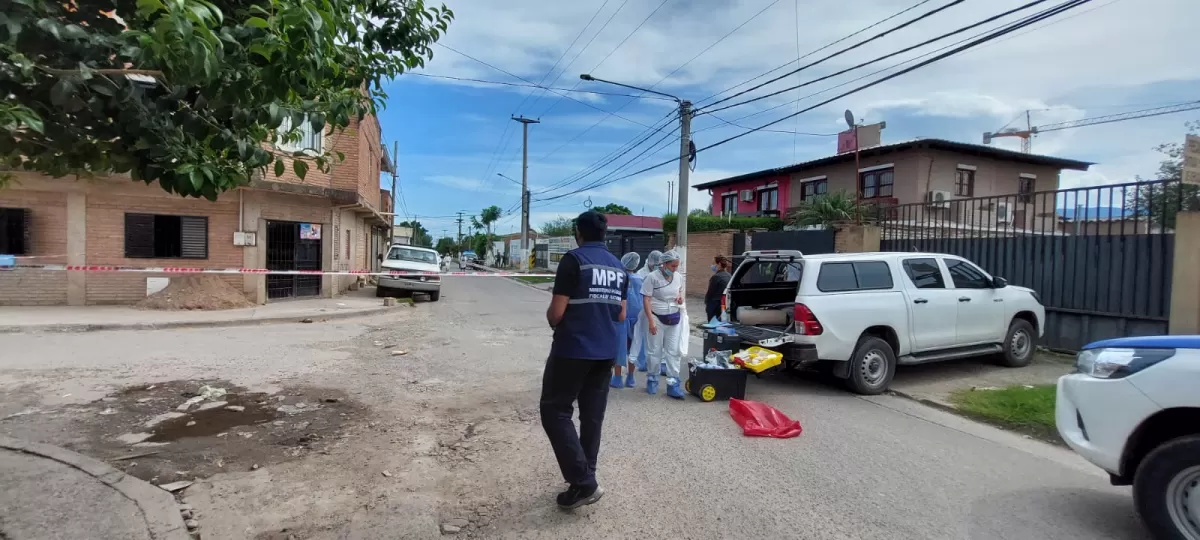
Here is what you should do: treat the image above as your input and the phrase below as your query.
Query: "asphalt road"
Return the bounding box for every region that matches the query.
[0,276,1147,540]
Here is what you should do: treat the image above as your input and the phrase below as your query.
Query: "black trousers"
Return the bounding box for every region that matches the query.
[705,300,721,323]
[539,356,612,490]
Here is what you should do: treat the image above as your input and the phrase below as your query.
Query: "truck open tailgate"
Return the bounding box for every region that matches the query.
[722,323,795,348]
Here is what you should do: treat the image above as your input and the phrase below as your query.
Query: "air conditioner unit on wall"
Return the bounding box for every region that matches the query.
[926,190,952,208]
[996,202,1014,224]
[740,189,755,202]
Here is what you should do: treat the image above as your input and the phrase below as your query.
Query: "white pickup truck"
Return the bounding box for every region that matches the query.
[720,250,1046,394]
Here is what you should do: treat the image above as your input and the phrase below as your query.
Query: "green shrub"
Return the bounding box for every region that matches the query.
[662,213,785,233]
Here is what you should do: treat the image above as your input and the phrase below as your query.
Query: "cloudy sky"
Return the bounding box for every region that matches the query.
[376,0,1199,238]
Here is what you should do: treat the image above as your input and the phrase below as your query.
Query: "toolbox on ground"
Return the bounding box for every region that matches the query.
[686,363,748,402]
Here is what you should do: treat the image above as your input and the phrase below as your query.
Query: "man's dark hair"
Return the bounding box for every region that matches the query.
[573,211,607,242]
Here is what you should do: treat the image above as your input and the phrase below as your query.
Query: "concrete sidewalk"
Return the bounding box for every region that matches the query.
[0,290,395,333]
[0,436,188,540]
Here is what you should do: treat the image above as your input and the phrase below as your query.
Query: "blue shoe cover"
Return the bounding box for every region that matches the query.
[646,376,659,395]
[610,375,623,389]
[625,372,636,388]
[666,380,685,400]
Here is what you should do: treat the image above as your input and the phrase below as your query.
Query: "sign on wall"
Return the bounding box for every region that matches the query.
[546,236,578,272]
[300,223,322,240]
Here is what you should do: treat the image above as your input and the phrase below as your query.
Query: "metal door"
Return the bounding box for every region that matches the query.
[266,221,323,300]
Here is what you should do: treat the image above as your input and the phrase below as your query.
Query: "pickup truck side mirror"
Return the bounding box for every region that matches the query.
[992,276,1008,288]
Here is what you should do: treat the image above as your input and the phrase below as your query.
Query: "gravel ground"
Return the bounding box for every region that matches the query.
[0,278,1148,540]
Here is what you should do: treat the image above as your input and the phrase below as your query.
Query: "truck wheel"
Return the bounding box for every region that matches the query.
[1133,435,1200,540]
[428,291,440,302]
[375,286,388,298]
[999,319,1035,368]
[845,336,895,395]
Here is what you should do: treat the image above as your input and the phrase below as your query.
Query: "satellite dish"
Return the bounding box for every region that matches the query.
[844,109,856,129]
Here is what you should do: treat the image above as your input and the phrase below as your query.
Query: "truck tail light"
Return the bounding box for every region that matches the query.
[794,303,823,335]
[721,293,728,315]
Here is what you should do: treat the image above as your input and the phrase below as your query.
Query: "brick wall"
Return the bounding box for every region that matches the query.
[666,231,735,297]
[833,224,881,253]
[0,189,68,305]
[85,191,242,304]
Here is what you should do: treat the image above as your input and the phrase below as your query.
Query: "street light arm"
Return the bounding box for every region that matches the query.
[578,74,681,103]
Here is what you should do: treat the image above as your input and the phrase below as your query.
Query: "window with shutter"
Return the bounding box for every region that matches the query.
[179,216,208,259]
[125,213,208,259]
[0,208,30,255]
[124,213,157,258]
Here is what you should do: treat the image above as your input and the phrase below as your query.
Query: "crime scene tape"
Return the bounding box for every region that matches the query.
[0,264,556,277]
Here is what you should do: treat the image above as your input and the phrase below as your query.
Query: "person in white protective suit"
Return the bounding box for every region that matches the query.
[627,250,662,373]
[641,249,686,399]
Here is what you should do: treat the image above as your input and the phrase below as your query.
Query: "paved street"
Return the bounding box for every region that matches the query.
[0,276,1145,539]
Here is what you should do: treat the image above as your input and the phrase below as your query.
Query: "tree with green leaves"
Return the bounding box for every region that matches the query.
[790,191,871,227]
[1,0,452,198]
[594,203,631,215]
[434,236,455,255]
[1123,121,1200,231]
[398,220,432,247]
[479,205,502,236]
[540,216,574,237]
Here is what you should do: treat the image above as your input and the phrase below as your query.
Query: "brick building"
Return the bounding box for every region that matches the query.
[695,138,1091,230]
[0,114,394,306]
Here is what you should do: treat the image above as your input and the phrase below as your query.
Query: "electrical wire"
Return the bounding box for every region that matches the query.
[434,43,656,129]
[509,0,614,119]
[534,111,679,195]
[526,0,632,118]
[697,0,1054,116]
[695,0,968,114]
[693,0,937,108]
[536,0,774,164]
[538,0,1093,200]
[406,73,674,100]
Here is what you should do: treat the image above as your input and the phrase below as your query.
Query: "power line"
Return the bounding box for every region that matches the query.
[405,73,673,100]
[697,0,1054,116]
[528,0,632,118]
[536,0,776,165]
[534,111,679,196]
[543,0,1094,199]
[509,0,614,119]
[434,43,657,127]
[533,0,674,161]
[695,0,968,114]
[693,0,937,108]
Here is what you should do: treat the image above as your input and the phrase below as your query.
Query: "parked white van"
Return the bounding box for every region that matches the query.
[721,251,1046,394]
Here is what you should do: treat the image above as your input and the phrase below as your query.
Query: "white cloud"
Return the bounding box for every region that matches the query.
[395,0,1199,223]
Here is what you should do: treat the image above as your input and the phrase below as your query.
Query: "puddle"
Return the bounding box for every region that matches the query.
[147,393,279,442]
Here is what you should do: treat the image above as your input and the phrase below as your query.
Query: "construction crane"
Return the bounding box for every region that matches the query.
[983,100,1200,153]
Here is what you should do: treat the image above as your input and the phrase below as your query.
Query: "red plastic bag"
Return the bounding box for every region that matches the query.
[728,398,803,438]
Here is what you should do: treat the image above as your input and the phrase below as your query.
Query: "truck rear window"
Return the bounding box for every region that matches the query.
[734,260,802,285]
[816,261,894,292]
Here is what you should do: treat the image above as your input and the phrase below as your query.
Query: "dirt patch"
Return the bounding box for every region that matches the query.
[75,380,367,484]
[136,275,254,311]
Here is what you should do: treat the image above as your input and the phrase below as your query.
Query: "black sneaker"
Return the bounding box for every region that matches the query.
[556,484,604,509]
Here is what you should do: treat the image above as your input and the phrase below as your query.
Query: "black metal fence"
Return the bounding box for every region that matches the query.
[878,179,1186,351]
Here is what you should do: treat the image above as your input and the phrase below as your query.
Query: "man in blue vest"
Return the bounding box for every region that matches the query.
[541,210,627,509]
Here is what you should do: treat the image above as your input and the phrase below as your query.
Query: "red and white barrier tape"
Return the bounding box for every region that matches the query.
[1,264,555,277]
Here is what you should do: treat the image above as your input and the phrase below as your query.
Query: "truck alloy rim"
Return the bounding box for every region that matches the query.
[1011,329,1031,358]
[1168,465,1200,539]
[861,350,887,386]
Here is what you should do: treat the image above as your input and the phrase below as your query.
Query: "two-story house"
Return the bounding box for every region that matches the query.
[0,115,394,306]
[695,138,1092,231]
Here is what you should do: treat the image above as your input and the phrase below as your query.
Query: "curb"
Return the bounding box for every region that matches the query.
[885,388,958,413]
[0,435,189,540]
[0,305,396,334]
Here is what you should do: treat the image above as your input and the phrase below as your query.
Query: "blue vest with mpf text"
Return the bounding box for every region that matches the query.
[551,242,626,360]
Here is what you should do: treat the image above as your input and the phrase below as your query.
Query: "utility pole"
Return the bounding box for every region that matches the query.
[674,100,692,294]
[513,116,540,271]
[455,211,465,250]
[666,180,673,214]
